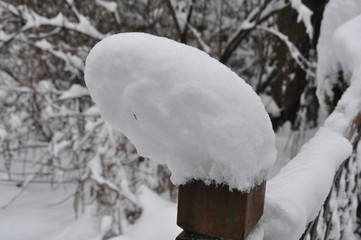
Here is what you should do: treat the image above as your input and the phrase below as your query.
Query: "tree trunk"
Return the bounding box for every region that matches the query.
[270,0,328,129]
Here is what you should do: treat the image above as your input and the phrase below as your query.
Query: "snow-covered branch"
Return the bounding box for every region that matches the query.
[0,0,105,39]
[257,26,316,77]
[187,24,211,54]
[164,0,194,43]
[288,0,313,39]
[32,39,84,73]
[220,0,288,63]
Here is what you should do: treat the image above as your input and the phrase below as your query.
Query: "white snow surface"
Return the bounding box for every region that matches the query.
[85,32,276,191]
[316,0,361,116]
[333,14,361,76]
[259,94,281,117]
[249,1,361,239]
[0,183,179,240]
[251,129,352,240]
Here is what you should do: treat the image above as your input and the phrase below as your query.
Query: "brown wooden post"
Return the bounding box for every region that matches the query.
[176,180,266,240]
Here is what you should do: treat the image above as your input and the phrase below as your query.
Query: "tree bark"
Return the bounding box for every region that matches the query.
[270,0,328,129]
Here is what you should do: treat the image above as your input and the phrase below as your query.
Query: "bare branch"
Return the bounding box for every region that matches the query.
[257,26,316,77]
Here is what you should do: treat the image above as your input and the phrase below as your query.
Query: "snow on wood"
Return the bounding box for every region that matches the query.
[85,32,276,191]
[251,129,352,240]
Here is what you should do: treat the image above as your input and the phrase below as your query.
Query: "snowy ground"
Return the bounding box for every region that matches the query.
[0,183,76,240]
[0,182,180,240]
[0,128,307,240]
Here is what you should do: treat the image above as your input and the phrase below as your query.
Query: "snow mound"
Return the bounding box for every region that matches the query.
[332,14,361,76]
[316,0,361,115]
[84,32,276,191]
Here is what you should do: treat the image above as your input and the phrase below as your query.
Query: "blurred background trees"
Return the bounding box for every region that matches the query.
[0,0,349,239]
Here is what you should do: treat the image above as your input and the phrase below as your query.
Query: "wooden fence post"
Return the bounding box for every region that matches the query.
[176,180,266,240]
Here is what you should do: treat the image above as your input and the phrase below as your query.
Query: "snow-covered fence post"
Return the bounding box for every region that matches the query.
[84,32,276,240]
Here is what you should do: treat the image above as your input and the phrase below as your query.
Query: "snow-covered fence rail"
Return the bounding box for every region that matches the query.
[298,10,361,240]
[248,82,360,240]
[300,113,361,239]
[253,11,361,240]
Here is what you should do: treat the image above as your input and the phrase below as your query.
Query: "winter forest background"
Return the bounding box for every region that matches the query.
[0,0,360,240]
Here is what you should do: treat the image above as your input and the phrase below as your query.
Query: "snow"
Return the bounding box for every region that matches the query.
[0,1,106,40]
[53,204,101,240]
[258,26,315,78]
[85,32,276,191]
[259,94,281,117]
[316,0,361,116]
[249,1,361,239]
[36,39,85,73]
[0,183,179,240]
[169,0,190,33]
[288,0,313,39]
[251,129,352,240]
[85,105,101,115]
[187,24,211,54]
[0,183,76,240]
[95,0,117,12]
[250,94,356,240]
[86,147,138,204]
[111,186,180,240]
[0,129,295,240]
[332,14,361,76]
[59,84,89,100]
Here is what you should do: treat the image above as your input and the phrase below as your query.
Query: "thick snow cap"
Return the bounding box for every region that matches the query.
[85,32,276,191]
